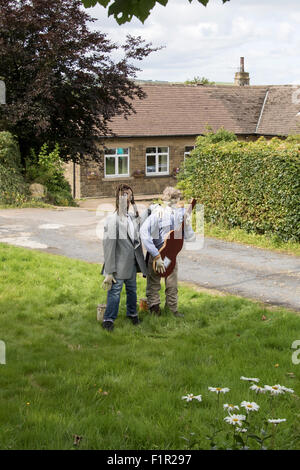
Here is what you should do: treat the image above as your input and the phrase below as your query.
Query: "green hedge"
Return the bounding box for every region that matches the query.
[0,131,22,169]
[0,132,28,205]
[177,133,300,242]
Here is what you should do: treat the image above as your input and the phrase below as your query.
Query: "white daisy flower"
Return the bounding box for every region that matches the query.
[224,414,246,427]
[194,394,202,402]
[250,384,266,394]
[181,393,202,402]
[182,394,194,402]
[208,387,230,394]
[264,385,284,395]
[268,419,286,425]
[223,404,239,413]
[240,376,260,383]
[236,428,248,433]
[281,386,294,394]
[241,401,260,412]
[237,414,247,420]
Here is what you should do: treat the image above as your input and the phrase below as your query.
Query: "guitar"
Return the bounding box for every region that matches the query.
[154,198,196,278]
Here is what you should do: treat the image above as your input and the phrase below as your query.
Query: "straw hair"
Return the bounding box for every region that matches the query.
[161,186,182,201]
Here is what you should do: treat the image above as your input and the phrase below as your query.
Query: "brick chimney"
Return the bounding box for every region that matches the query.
[234,57,250,86]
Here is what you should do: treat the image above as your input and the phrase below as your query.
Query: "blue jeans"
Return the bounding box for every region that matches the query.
[103,266,137,322]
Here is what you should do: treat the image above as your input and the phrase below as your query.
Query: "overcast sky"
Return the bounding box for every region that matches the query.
[86,0,300,85]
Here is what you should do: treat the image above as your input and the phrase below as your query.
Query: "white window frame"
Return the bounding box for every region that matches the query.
[104,148,130,178]
[184,146,195,161]
[145,147,169,176]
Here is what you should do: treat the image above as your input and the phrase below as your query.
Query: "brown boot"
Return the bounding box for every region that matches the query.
[150,304,161,316]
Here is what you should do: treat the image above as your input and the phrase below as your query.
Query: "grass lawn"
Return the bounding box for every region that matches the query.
[0,201,57,210]
[0,243,300,450]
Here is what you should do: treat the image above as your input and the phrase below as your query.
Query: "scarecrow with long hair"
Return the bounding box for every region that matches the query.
[101,184,147,331]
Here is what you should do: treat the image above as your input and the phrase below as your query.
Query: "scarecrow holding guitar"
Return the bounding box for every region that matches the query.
[140,187,196,318]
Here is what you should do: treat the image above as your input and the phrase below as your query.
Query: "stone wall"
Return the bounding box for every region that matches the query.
[63,162,81,199]
[80,136,197,198]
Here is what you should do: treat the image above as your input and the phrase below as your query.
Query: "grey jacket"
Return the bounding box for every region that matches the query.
[101,212,147,279]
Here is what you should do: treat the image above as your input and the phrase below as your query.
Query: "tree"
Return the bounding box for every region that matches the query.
[82,0,230,25]
[185,76,215,85]
[0,0,159,164]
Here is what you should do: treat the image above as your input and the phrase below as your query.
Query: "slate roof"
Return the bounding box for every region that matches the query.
[256,85,300,136]
[107,84,300,137]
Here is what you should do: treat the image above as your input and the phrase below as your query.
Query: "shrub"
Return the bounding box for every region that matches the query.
[178,131,300,242]
[285,134,300,143]
[0,132,28,205]
[0,164,28,205]
[0,131,22,169]
[201,126,237,144]
[25,143,76,206]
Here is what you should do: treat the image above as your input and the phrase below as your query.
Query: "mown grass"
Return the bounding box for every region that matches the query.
[0,198,78,209]
[0,201,57,210]
[0,243,300,450]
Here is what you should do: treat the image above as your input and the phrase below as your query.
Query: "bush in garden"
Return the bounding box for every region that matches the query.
[178,132,300,242]
[0,131,28,205]
[0,131,22,168]
[25,143,76,206]
[202,126,238,143]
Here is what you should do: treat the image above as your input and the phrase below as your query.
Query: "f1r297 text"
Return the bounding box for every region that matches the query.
[151,455,192,465]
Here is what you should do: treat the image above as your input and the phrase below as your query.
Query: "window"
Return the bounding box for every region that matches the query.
[104,148,129,177]
[184,146,195,161]
[146,147,169,176]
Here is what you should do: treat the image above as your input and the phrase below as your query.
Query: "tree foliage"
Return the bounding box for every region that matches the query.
[185,76,215,85]
[82,0,230,25]
[0,0,159,163]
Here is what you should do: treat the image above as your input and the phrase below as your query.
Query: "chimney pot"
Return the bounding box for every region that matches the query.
[240,57,245,72]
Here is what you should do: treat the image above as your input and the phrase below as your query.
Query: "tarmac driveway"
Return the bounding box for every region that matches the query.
[1,203,300,312]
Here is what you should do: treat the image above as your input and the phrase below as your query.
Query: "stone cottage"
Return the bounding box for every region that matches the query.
[65,75,300,199]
